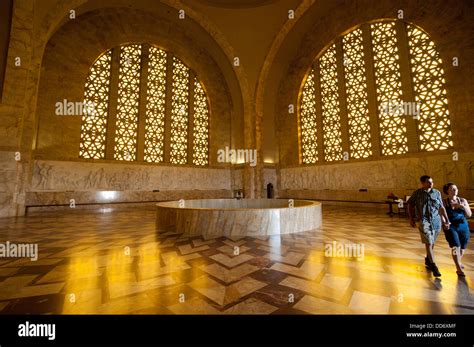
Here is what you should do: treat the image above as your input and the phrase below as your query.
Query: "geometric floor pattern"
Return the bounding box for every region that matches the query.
[0,205,473,314]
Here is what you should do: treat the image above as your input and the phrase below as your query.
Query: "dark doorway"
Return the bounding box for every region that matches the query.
[266,183,274,199]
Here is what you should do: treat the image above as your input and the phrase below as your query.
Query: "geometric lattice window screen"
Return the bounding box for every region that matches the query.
[79,51,112,159]
[169,57,190,165]
[299,69,318,164]
[371,22,408,156]
[114,44,142,161]
[80,43,210,166]
[298,20,453,165]
[319,44,343,162]
[407,24,453,151]
[342,28,372,159]
[192,78,209,166]
[144,47,167,163]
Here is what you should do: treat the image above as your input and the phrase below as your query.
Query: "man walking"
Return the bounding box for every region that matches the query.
[408,175,450,277]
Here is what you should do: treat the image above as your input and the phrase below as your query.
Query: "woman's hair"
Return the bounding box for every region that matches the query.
[443,182,455,194]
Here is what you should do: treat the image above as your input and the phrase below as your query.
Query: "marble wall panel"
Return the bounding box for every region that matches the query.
[0,151,19,217]
[26,160,233,207]
[25,190,233,207]
[31,160,232,192]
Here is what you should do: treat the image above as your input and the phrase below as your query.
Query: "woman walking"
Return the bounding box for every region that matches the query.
[442,183,472,276]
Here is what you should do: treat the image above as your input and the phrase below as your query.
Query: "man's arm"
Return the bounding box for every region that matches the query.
[407,191,417,228]
[437,191,450,228]
[408,202,416,227]
[439,205,450,228]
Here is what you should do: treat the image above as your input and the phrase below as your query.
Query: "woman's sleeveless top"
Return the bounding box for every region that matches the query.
[444,197,468,226]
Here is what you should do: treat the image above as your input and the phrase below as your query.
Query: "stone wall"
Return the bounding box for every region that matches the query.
[278,152,474,201]
[0,0,35,217]
[0,151,20,217]
[232,166,278,198]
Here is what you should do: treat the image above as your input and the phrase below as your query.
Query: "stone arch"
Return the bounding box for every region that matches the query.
[34,6,235,166]
[269,0,474,168]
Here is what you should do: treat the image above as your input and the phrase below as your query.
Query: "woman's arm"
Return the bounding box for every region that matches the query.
[461,198,472,218]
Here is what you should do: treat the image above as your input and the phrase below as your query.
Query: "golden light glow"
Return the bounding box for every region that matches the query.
[342,28,372,159]
[407,24,453,151]
[114,44,142,161]
[371,21,408,156]
[80,44,210,166]
[192,78,209,166]
[319,44,343,162]
[170,57,190,165]
[300,69,318,164]
[144,46,167,163]
[299,20,453,163]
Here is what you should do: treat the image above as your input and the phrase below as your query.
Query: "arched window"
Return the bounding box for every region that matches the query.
[298,20,453,164]
[79,43,210,166]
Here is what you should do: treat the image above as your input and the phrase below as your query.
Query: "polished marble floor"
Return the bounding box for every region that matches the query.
[0,204,473,314]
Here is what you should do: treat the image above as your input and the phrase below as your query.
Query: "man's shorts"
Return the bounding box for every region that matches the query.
[418,220,441,245]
